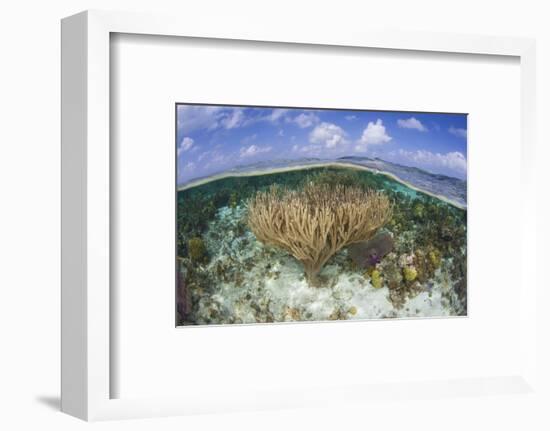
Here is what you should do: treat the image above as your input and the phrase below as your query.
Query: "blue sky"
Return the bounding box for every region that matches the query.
[177,104,467,184]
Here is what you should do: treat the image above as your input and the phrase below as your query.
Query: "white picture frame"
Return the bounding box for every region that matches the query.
[61,9,539,421]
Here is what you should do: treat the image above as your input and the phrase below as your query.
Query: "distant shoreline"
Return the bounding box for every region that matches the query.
[177,161,466,210]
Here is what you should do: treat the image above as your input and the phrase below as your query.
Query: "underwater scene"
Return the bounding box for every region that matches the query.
[176,105,467,325]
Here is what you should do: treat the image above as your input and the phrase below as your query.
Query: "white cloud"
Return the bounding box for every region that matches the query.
[278,129,284,137]
[355,119,392,152]
[309,122,348,149]
[449,126,467,138]
[268,108,289,123]
[293,112,319,128]
[221,109,245,129]
[177,105,225,133]
[178,137,194,155]
[184,162,196,172]
[291,143,327,157]
[239,144,272,158]
[177,105,251,133]
[397,117,427,132]
[345,115,357,121]
[198,150,233,167]
[392,149,467,177]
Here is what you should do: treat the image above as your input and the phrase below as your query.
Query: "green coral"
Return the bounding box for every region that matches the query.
[412,247,442,283]
[306,168,360,188]
[229,191,239,208]
[428,249,441,268]
[188,237,208,263]
[412,202,425,219]
[370,269,383,289]
[403,266,418,282]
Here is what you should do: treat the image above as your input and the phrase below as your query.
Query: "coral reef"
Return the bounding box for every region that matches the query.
[348,230,394,269]
[247,183,392,286]
[176,165,467,325]
[229,191,239,209]
[305,168,361,188]
[188,237,208,263]
[370,269,383,289]
[178,205,458,325]
[403,266,418,282]
[176,258,192,323]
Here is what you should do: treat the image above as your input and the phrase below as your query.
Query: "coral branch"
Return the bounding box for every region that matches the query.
[247,183,392,286]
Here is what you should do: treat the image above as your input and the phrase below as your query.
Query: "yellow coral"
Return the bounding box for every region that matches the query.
[428,250,441,268]
[371,269,383,288]
[403,266,418,282]
[283,306,301,321]
[188,237,207,262]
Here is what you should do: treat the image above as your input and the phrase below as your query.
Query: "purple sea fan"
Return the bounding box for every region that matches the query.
[348,231,394,269]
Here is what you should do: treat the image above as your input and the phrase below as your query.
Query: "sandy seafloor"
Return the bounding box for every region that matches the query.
[184,205,460,325]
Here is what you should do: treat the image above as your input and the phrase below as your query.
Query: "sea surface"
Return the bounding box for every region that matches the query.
[179,156,467,209]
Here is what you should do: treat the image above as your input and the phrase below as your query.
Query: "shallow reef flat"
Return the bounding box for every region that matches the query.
[178,158,467,209]
[177,166,467,325]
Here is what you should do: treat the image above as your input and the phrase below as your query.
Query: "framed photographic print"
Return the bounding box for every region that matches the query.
[61,10,541,422]
[175,103,468,326]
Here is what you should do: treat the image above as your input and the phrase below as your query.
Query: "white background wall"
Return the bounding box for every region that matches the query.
[0,0,548,430]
